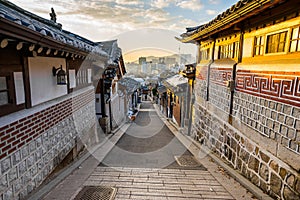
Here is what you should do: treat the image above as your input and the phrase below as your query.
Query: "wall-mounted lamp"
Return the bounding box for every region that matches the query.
[52,65,67,85]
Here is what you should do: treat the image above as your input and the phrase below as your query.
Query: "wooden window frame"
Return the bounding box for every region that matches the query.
[253,35,265,56]
[200,48,210,60]
[289,26,300,53]
[265,29,288,54]
[0,72,25,117]
[218,42,239,59]
[75,68,92,89]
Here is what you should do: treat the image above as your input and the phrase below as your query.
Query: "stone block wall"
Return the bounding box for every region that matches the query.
[235,70,300,155]
[0,86,96,199]
[192,102,300,199]
[194,65,208,101]
[191,68,300,199]
[208,67,232,114]
[233,92,300,155]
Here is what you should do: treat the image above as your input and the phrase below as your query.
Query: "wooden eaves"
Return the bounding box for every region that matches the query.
[178,0,286,43]
[0,17,89,57]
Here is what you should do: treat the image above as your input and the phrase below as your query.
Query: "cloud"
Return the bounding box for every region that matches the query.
[208,0,220,4]
[151,0,173,9]
[176,0,203,11]
[116,0,144,6]
[9,0,207,40]
[206,9,217,15]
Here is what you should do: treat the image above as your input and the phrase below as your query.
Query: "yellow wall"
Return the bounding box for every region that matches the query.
[241,16,300,71]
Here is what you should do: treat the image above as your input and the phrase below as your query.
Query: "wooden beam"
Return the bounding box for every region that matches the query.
[22,56,32,108]
[0,18,88,57]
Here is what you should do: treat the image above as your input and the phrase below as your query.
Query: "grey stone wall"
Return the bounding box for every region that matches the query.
[192,99,300,199]
[194,80,207,101]
[233,91,300,155]
[0,90,96,199]
[208,83,231,114]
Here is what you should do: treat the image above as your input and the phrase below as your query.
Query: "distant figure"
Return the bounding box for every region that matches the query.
[50,8,57,23]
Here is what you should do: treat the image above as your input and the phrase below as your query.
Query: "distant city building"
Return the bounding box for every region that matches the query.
[139,57,146,65]
[180,54,192,64]
[159,57,165,64]
[165,57,176,65]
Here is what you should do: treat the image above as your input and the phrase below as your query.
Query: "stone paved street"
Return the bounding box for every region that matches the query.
[84,167,234,200]
[38,101,261,200]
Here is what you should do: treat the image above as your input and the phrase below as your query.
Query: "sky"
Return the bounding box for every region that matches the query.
[9,0,238,62]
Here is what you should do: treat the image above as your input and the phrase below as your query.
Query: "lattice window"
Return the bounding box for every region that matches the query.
[0,76,9,106]
[218,42,239,59]
[266,31,287,53]
[76,69,89,87]
[289,26,300,52]
[254,36,264,56]
[200,48,210,60]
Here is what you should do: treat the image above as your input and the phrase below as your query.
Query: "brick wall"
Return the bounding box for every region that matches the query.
[0,86,96,199]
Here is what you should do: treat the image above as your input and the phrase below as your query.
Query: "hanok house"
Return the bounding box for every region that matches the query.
[162,74,188,127]
[95,40,126,133]
[178,0,300,199]
[0,1,110,199]
[179,63,196,135]
[118,77,141,118]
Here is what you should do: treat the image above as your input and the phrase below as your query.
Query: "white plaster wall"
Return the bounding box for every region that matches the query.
[243,37,254,57]
[28,57,67,106]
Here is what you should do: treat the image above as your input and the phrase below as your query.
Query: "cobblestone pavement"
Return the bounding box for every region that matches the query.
[84,167,234,200]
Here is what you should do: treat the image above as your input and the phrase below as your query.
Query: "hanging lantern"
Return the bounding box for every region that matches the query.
[52,65,67,85]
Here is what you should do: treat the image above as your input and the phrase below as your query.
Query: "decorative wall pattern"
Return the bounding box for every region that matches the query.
[210,68,232,86]
[236,70,300,108]
[196,65,208,80]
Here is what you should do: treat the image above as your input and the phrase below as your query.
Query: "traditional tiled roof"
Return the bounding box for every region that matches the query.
[118,77,140,94]
[0,0,108,57]
[163,74,188,94]
[97,40,122,66]
[178,0,283,43]
[157,85,167,94]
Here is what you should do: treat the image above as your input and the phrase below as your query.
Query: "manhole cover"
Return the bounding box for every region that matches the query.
[174,155,200,167]
[73,186,116,200]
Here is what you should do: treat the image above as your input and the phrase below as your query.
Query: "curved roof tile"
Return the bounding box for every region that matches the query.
[181,0,278,42]
[0,0,108,57]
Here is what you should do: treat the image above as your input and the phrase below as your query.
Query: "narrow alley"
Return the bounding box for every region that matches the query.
[35,100,262,200]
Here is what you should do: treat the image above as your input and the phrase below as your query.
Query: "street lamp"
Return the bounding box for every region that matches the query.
[52,65,67,85]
